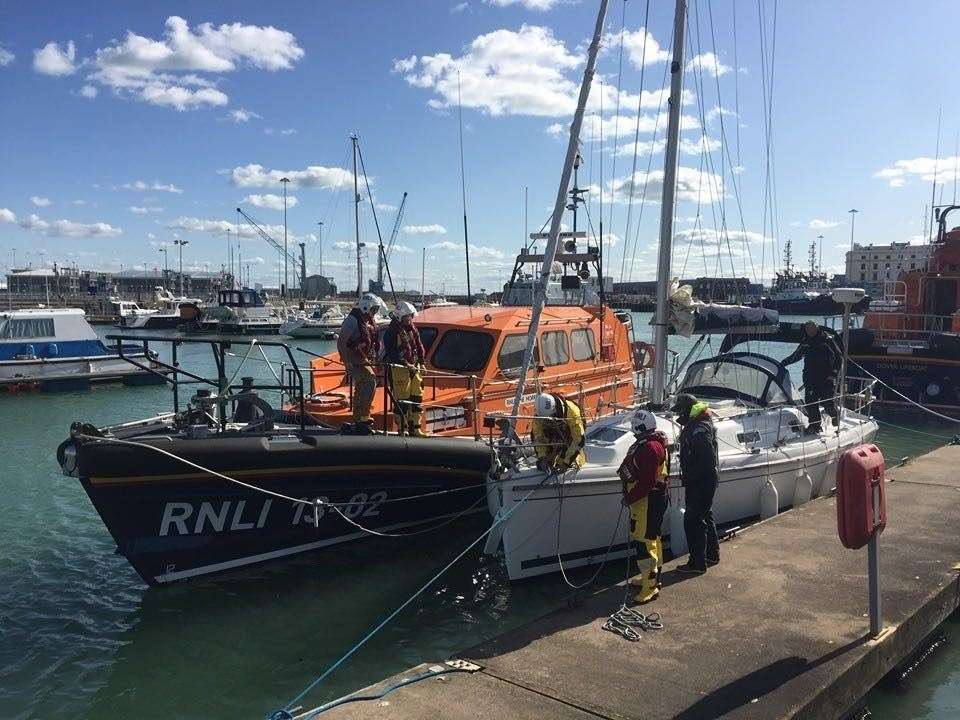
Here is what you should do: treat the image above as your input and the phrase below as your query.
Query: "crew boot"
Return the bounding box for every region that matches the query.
[407,411,426,437]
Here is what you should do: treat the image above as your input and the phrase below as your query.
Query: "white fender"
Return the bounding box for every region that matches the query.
[760,478,779,520]
[667,503,688,556]
[792,471,813,507]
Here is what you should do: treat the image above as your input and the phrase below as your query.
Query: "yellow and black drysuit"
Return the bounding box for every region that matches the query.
[530,395,586,473]
[383,317,427,436]
[618,430,669,603]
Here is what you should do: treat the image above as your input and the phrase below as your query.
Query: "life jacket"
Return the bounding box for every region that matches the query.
[347,308,379,363]
[390,319,424,365]
[618,431,668,499]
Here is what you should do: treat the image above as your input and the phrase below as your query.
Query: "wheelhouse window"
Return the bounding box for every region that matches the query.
[418,326,439,352]
[497,333,538,377]
[540,330,569,366]
[431,330,494,372]
[571,328,596,361]
[0,317,55,339]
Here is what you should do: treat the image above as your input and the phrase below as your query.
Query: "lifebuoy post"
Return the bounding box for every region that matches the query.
[837,443,887,637]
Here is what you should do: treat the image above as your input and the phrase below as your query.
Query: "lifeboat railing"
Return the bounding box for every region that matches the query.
[866,312,955,345]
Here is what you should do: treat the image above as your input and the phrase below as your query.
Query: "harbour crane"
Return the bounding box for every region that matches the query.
[236,206,303,294]
[375,192,407,292]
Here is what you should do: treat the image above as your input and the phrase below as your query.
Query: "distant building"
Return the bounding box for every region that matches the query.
[5,265,231,300]
[845,242,932,294]
[613,277,759,303]
[303,274,337,298]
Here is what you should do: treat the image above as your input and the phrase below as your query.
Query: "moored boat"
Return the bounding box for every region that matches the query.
[279,304,347,339]
[848,206,960,416]
[0,308,163,391]
[120,286,202,329]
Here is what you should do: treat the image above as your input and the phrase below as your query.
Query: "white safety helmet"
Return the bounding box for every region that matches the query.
[357,293,382,315]
[534,392,557,417]
[395,300,418,319]
[631,409,658,437]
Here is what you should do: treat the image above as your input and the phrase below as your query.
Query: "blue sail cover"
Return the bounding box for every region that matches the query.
[666,303,780,336]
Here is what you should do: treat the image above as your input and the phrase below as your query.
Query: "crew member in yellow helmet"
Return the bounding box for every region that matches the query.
[619,409,669,603]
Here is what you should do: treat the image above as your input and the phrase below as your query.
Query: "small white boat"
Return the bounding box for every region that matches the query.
[120,287,202,329]
[109,297,157,325]
[279,305,346,339]
[0,308,163,391]
[484,349,879,580]
[423,294,456,308]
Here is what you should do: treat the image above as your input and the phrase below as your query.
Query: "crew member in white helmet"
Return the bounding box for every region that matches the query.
[336,293,383,432]
[383,301,426,436]
[619,410,669,604]
[530,392,585,473]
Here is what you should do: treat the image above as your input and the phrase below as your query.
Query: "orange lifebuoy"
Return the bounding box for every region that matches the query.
[631,341,656,371]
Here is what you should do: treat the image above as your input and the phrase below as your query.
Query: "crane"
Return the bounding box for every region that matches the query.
[236,206,301,290]
[377,192,408,289]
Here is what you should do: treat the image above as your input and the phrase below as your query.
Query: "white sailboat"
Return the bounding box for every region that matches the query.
[279,305,347,339]
[482,0,879,581]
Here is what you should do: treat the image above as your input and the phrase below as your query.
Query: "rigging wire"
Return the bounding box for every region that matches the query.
[608,0,628,276]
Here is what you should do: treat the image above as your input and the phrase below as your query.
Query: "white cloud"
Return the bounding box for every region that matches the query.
[18,213,122,237]
[0,45,14,66]
[227,107,260,122]
[264,127,297,136]
[606,166,724,205]
[605,28,670,69]
[469,244,505,259]
[0,208,16,223]
[397,25,582,117]
[129,205,164,214]
[122,179,183,194]
[686,52,731,77]
[33,40,77,76]
[30,196,51,207]
[86,16,304,110]
[874,156,960,188]
[167,215,309,243]
[429,240,459,250]
[230,163,352,190]
[79,84,98,98]
[673,227,770,259]
[451,2,470,12]
[705,105,736,126]
[402,224,448,236]
[243,193,298,210]
[809,219,842,230]
[484,0,561,10]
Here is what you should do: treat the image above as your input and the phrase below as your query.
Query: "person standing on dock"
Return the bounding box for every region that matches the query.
[781,321,842,435]
[673,393,720,575]
[531,393,586,473]
[619,410,669,604]
[384,301,426,437]
[337,294,383,432]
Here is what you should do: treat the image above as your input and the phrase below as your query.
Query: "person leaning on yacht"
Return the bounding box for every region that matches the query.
[672,393,720,575]
[336,293,383,432]
[531,393,586,473]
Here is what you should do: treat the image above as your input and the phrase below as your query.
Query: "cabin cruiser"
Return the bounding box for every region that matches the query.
[120,287,202,329]
[423,294,456,308]
[849,207,960,415]
[279,305,347,339]
[201,288,286,334]
[0,308,162,391]
[109,297,158,325]
[56,335,491,584]
[483,324,879,580]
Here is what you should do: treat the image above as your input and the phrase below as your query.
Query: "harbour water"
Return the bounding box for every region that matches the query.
[0,316,957,720]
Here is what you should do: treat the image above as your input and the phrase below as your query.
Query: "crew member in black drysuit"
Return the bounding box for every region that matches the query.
[782,321,842,434]
[673,393,720,575]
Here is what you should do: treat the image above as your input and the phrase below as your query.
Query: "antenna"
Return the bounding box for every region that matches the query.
[457,71,472,305]
[930,107,942,243]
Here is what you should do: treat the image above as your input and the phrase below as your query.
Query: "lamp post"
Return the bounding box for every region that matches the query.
[817,234,824,275]
[848,209,859,252]
[174,239,189,296]
[317,220,324,277]
[159,247,168,287]
[280,176,291,297]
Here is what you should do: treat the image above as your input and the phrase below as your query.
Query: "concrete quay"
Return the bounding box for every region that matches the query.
[315,444,960,720]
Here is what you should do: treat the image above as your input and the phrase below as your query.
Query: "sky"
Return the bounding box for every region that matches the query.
[1,0,959,295]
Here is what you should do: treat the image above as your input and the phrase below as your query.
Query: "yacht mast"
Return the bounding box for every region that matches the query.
[509,0,609,423]
[651,0,688,405]
[351,134,362,298]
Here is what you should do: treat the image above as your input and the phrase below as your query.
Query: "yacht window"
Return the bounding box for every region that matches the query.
[571,328,596,361]
[540,330,569,366]
[0,317,55,339]
[418,326,439,352]
[682,361,769,401]
[587,425,628,442]
[497,333,539,377]
[432,330,494,372]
